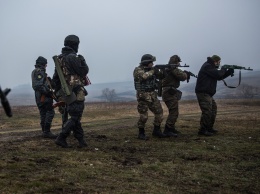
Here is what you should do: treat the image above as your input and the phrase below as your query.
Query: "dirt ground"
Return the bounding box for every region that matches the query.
[0,99,259,193]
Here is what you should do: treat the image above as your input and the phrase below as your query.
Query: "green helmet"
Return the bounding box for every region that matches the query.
[140,54,156,65]
[168,55,181,64]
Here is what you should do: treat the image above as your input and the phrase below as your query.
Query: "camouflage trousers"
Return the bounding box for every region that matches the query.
[162,89,179,129]
[136,91,163,128]
[196,93,217,130]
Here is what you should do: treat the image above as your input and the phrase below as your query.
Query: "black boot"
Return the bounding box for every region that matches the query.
[152,125,167,138]
[208,128,218,134]
[42,124,57,139]
[172,126,181,134]
[198,129,213,136]
[163,125,178,137]
[77,138,88,148]
[138,128,148,140]
[55,134,71,148]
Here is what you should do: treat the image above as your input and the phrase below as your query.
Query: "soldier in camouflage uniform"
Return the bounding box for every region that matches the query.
[195,55,234,136]
[133,54,166,140]
[161,55,189,137]
[53,35,89,148]
[31,56,57,138]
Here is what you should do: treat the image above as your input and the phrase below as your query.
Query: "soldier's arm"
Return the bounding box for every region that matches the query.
[171,68,187,81]
[135,68,154,81]
[203,65,226,80]
[66,54,88,78]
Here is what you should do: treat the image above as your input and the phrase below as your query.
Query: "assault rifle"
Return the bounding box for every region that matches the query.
[0,86,12,117]
[154,63,190,69]
[221,64,253,88]
[221,64,253,77]
[153,64,196,96]
[53,55,76,105]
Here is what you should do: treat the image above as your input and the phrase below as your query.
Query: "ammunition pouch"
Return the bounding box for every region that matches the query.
[167,87,182,100]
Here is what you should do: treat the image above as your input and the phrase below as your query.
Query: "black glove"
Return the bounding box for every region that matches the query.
[184,70,190,83]
[227,69,234,76]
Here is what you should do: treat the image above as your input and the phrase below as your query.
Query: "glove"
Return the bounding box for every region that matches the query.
[184,70,190,83]
[227,69,234,76]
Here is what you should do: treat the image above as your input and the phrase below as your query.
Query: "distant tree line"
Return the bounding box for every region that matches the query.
[101,88,117,102]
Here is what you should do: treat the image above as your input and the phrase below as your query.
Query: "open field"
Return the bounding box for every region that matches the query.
[0,99,259,193]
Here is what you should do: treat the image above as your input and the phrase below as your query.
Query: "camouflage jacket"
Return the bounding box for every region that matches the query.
[162,67,187,88]
[133,65,160,102]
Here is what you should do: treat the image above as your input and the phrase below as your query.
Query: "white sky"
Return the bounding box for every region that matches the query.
[0,0,259,88]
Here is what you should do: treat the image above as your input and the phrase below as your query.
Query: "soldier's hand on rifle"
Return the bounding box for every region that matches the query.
[184,70,191,83]
[227,68,235,77]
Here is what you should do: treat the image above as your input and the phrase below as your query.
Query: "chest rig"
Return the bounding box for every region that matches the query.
[134,67,156,92]
[60,55,84,88]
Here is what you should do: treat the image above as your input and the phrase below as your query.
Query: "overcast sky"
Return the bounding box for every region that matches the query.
[0,0,259,89]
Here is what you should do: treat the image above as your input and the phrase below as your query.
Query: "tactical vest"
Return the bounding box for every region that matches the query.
[60,55,84,88]
[134,68,156,92]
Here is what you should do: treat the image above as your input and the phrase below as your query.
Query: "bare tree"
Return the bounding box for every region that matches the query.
[236,84,259,98]
[102,88,117,102]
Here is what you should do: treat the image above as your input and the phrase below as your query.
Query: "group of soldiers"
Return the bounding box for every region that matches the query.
[31,34,234,148]
[134,54,234,140]
[31,35,89,148]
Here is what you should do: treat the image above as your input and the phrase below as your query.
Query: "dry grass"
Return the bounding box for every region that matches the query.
[0,99,259,193]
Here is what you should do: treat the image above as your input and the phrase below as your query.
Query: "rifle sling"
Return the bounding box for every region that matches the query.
[222,70,241,88]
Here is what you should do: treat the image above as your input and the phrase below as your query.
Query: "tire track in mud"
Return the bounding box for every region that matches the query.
[0,109,259,136]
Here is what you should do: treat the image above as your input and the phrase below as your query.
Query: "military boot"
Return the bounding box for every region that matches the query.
[138,128,149,140]
[172,126,181,134]
[42,124,58,139]
[152,125,167,138]
[208,128,218,134]
[163,125,178,137]
[77,138,88,148]
[198,129,213,136]
[55,134,71,148]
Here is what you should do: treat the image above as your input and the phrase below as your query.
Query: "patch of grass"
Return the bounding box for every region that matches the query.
[0,100,259,193]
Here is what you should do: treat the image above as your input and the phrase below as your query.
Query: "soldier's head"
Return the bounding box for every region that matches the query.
[35,56,47,68]
[211,55,221,68]
[64,35,80,53]
[168,55,181,65]
[140,54,156,67]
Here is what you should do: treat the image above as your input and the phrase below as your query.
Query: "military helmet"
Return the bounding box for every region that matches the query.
[64,35,80,47]
[211,55,221,62]
[140,54,156,65]
[35,56,47,65]
[168,55,181,64]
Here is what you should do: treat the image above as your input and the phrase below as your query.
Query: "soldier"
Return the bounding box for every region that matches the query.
[31,56,57,138]
[161,55,189,137]
[133,54,166,140]
[53,35,89,148]
[195,55,234,136]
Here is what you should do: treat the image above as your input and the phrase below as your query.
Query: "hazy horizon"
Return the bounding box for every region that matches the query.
[1,0,259,88]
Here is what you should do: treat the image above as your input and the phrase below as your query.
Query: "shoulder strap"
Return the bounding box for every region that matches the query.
[222,70,241,88]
